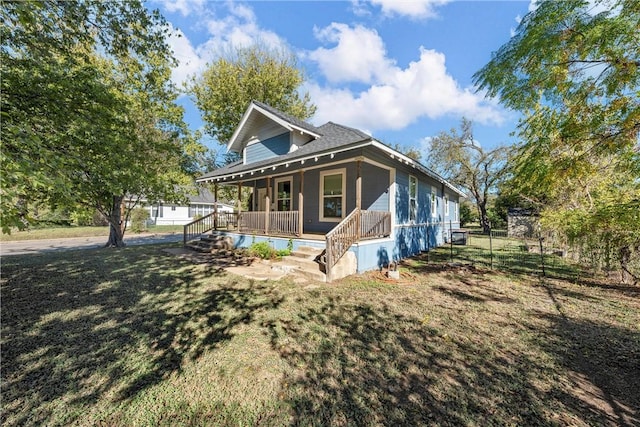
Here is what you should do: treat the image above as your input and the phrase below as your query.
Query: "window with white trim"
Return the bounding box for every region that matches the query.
[454,201,459,222]
[444,194,449,216]
[274,177,292,211]
[320,168,346,221]
[409,175,418,222]
[430,187,437,217]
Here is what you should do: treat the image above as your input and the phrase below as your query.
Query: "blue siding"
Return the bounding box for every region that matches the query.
[245,133,290,164]
[361,163,389,211]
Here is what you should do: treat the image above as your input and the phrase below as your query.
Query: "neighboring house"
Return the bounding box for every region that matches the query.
[192,101,464,280]
[128,188,234,226]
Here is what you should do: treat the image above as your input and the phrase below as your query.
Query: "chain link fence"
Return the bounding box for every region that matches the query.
[429,225,639,284]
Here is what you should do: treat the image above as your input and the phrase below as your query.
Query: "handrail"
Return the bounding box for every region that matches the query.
[325,208,360,282]
[325,209,392,281]
[183,212,216,245]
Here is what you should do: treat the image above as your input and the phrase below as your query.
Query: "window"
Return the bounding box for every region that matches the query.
[430,187,437,217]
[454,201,459,222]
[320,168,346,221]
[189,204,214,217]
[444,195,449,216]
[274,177,292,211]
[171,206,176,211]
[151,204,163,218]
[409,175,418,222]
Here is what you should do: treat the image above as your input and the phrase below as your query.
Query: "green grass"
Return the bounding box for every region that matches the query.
[2,244,639,426]
[0,225,183,241]
[432,233,580,280]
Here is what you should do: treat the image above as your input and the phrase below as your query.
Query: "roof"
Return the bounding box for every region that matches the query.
[199,103,466,198]
[226,100,323,153]
[199,121,371,180]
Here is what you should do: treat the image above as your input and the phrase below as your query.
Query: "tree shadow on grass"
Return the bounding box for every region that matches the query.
[1,246,283,426]
[264,288,639,426]
[263,295,549,426]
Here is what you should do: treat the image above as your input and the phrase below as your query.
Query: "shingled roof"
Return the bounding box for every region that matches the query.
[198,121,371,181]
[197,102,466,198]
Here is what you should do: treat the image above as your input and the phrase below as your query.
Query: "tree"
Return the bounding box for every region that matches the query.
[473,0,639,281]
[189,45,316,145]
[426,118,512,233]
[1,1,202,246]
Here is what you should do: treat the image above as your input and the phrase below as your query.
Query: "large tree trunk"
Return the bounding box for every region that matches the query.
[105,195,126,248]
[478,202,490,234]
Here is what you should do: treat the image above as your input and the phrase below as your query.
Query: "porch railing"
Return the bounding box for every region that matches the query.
[325,209,391,281]
[183,212,215,245]
[184,210,300,245]
[360,210,392,239]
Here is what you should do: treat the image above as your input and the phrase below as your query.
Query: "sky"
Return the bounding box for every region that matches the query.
[151,0,535,154]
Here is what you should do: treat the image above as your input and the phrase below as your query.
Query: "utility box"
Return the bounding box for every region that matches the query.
[451,230,468,245]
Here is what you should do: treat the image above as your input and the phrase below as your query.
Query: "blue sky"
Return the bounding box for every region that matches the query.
[151,0,534,153]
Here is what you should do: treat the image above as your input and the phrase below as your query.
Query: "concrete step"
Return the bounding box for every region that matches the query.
[277,255,326,282]
[290,245,324,259]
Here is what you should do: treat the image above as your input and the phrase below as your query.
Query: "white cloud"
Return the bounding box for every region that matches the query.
[306,25,504,132]
[157,0,205,16]
[307,23,394,84]
[164,3,287,87]
[357,0,450,19]
[166,25,207,87]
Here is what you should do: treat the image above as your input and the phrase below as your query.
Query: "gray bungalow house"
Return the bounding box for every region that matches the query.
[189,101,464,281]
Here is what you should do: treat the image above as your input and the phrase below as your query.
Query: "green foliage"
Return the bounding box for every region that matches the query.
[248,241,276,259]
[189,45,316,145]
[247,241,292,259]
[70,207,95,227]
[459,202,477,227]
[1,1,203,245]
[130,207,150,233]
[473,0,640,281]
[426,118,513,232]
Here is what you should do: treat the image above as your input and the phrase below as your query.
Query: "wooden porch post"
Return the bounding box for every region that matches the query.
[237,182,242,230]
[298,170,304,236]
[213,182,218,230]
[356,159,362,240]
[265,176,271,234]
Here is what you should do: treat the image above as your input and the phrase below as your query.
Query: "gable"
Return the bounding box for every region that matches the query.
[227,101,321,155]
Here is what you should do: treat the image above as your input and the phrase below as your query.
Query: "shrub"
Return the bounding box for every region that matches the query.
[248,241,275,259]
[130,207,149,233]
[70,208,94,226]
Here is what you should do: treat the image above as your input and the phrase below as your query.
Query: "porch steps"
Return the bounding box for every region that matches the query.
[185,234,234,253]
[278,246,327,282]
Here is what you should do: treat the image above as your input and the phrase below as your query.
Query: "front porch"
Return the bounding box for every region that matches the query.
[184,208,392,281]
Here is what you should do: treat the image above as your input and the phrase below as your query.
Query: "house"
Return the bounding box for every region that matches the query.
[190,101,464,281]
[129,187,234,226]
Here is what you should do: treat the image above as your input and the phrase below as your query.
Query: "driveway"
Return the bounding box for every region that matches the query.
[0,232,183,256]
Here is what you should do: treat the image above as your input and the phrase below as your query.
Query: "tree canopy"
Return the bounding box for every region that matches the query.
[473,0,639,281]
[426,118,512,233]
[189,45,316,146]
[1,1,201,246]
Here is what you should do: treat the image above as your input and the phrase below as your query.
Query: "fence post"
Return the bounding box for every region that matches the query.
[538,229,546,277]
[450,219,454,262]
[488,222,493,269]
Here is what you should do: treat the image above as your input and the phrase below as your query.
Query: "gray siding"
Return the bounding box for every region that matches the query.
[245,132,290,164]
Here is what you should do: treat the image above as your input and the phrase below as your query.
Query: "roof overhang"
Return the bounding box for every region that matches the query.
[199,138,466,199]
[226,102,322,154]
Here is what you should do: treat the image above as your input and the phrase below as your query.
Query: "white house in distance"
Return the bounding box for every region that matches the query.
[131,187,234,226]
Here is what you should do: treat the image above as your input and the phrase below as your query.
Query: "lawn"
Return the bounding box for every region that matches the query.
[0,225,184,241]
[2,244,639,426]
